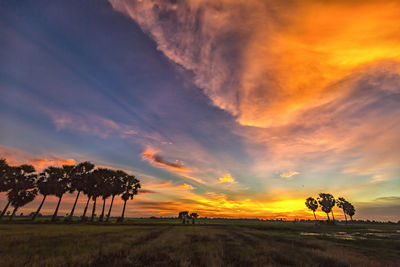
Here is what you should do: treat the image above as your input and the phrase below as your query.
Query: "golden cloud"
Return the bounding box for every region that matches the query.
[109,0,400,128]
[280,170,300,179]
[110,0,400,183]
[218,174,236,184]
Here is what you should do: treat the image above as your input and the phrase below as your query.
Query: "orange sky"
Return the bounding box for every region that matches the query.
[1,0,399,221]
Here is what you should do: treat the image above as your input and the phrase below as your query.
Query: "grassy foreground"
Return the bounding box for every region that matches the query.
[0,221,399,266]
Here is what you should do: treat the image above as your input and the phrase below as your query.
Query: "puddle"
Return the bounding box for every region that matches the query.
[365,232,399,238]
[300,229,400,241]
[330,232,356,240]
[300,232,321,236]
[300,232,355,240]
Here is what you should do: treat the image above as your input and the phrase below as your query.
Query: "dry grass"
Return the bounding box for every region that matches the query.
[0,222,399,266]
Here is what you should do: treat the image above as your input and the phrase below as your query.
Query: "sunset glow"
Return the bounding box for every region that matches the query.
[1,0,399,221]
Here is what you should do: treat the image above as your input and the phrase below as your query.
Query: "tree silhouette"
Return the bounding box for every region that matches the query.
[190,212,198,224]
[7,164,37,221]
[118,174,140,222]
[81,172,92,222]
[32,170,54,221]
[344,202,355,221]
[105,170,124,222]
[40,166,70,221]
[0,157,146,223]
[305,197,319,222]
[318,193,336,222]
[179,211,189,224]
[98,169,114,222]
[87,169,105,222]
[0,159,12,220]
[337,197,350,224]
[67,162,94,220]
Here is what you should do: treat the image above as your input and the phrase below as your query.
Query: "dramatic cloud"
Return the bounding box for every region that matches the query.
[1,0,399,221]
[110,0,400,185]
[109,0,400,127]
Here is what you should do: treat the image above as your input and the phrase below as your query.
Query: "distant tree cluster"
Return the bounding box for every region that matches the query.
[178,211,199,224]
[0,159,140,222]
[305,193,355,223]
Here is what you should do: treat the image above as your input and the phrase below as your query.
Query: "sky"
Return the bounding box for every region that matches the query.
[0,0,399,221]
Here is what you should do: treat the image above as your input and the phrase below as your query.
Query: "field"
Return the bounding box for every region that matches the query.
[0,219,399,266]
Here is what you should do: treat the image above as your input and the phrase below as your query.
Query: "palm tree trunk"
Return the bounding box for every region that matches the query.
[343,211,347,224]
[326,212,330,221]
[69,191,80,219]
[120,200,127,221]
[106,195,115,222]
[331,210,335,222]
[0,200,10,220]
[350,215,353,222]
[81,196,90,221]
[99,198,106,222]
[90,197,97,222]
[52,195,63,221]
[313,211,317,221]
[9,206,18,221]
[192,218,195,224]
[32,195,46,221]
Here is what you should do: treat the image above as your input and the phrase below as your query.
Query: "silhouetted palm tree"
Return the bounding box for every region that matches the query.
[7,164,38,221]
[105,170,124,222]
[344,202,355,221]
[118,174,140,222]
[68,162,94,220]
[81,173,92,222]
[337,197,349,224]
[318,193,336,222]
[305,197,319,222]
[98,169,114,222]
[0,159,12,220]
[190,212,198,224]
[32,171,53,221]
[40,166,70,221]
[87,169,104,222]
[179,211,189,224]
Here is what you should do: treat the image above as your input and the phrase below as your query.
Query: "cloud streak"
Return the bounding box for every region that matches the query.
[142,146,189,172]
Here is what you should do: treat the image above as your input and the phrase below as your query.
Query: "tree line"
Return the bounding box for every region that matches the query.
[305,193,355,223]
[0,159,140,222]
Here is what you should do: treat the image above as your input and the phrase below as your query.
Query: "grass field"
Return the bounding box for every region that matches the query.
[0,220,399,266]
